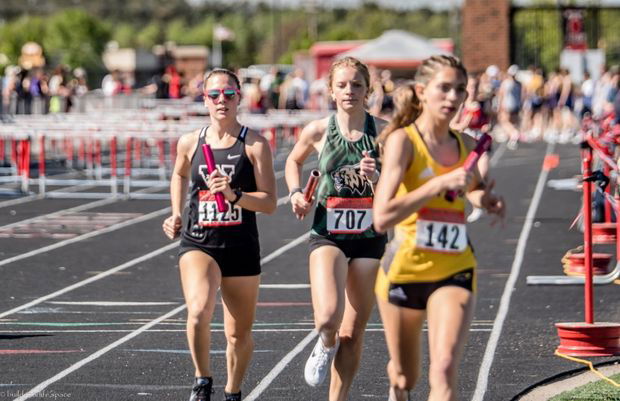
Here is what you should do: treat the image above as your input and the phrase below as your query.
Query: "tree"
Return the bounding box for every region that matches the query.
[42,9,111,71]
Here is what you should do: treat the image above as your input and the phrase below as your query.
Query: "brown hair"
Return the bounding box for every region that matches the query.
[377,55,467,146]
[328,56,370,92]
[203,68,241,90]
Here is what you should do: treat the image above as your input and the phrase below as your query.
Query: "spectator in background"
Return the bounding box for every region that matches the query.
[521,66,545,140]
[308,74,329,111]
[245,78,265,114]
[281,68,309,110]
[498,64,522,149]
[29,68,48,114]
[168,66,182,99]
[16,68,32,114]
[259,66,278,109]
[580,71,594,118]
[2,66,19,116]
[102,70,121,97]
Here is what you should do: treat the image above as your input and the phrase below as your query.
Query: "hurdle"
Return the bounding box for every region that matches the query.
[527,118,620,285]
[552,137,620,356]
[0,108,325,200]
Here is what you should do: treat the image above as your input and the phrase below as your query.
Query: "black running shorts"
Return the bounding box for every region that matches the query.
[308,235,387,260]
[178,239,261,277]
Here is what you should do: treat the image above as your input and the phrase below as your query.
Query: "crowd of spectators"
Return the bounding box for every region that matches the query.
[4,61,620,149]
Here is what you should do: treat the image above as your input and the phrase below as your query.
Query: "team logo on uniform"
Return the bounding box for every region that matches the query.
[331,164,370,195]
[199,164,236,185]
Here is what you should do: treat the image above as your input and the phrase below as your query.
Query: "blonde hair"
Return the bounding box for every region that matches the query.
[328,56,370,92]
[378,55,467,146]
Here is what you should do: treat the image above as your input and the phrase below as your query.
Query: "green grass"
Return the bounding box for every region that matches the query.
[549,372,620,401]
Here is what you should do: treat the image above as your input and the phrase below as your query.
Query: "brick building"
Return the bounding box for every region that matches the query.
[461,0,511,73]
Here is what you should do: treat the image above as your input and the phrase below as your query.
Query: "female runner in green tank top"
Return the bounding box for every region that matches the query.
[285,57,387,401]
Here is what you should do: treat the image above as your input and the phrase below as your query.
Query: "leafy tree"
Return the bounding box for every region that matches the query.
[0,16,46,64]
[42,9,110,71]
[136,22,164,50]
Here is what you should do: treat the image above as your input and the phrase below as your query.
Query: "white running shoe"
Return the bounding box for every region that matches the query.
[467,207,484,223]
[304,336,339,387]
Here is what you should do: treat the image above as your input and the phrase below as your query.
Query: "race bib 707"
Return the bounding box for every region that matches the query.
[326,197,373,234]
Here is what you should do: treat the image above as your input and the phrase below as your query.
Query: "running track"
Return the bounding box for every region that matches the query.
[0,141,618,401]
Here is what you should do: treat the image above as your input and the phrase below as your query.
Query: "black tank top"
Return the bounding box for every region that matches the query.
[182,126,259,248]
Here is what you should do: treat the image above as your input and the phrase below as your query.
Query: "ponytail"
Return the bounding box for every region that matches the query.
[377,82,420,149]
[377,54,467,152]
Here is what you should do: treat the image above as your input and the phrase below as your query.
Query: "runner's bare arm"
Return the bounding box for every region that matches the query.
[235,130,277,214]
[163,132,196,239]
[374,129,474,233]
[285,118,327,191]
[285,118,327,218]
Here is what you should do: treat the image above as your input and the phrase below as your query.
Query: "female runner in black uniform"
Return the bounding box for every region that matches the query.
[163,69,277,401]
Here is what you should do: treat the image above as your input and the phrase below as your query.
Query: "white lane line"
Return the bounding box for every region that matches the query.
[244,330,319,401]
[261,231,310,264]
[0,207,171,268]
[471,142,554,401]
[260,284,309,289]
[8,219,312,400]
[489,142,506,167]
[47,301,179,306]
[0,186,163,230]
[0,197,116,230]
[0,193,303,320]
[0,181,98,208]
[0,242,179,320]
[12,304,187,401]
[0,328,494,334]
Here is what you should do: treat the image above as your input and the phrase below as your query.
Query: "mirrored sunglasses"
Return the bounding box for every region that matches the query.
[205,88,239,100]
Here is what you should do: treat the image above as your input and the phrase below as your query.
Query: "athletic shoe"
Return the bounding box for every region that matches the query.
[304,336,339,387]
[224,391,241,401]
[507,138,518,150]
[467,207,484,223]
[189,378,213,401]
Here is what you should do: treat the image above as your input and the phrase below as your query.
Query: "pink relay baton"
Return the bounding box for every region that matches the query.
[201,144,228,213]
[304,169,321,202]
[445,133,492,202]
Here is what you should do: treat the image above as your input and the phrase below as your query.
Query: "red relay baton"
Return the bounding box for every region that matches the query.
[445,133,492,202]
[304,169,321,202]
[201,144,228,213]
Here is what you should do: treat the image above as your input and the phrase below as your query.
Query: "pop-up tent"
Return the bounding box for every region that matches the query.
[338,30,448,69]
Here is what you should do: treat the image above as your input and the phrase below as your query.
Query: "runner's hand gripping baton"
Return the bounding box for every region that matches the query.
[445,133,492,202]
[304,169,321,202]
[201,144,228,213]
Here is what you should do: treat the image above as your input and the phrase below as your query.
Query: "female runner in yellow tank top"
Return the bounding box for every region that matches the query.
[373,55,505,401]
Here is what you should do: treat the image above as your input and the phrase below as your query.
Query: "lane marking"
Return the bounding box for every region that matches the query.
[124,349,273,354]
[472,142,555,401]
[47,302,179,307]
[11,304,187,401]
[8,222,312,400]
[0,349,83,355]
[0,197,117,231]
[244,330,318,401]
[0,207,171,268]
[0,328,494,334]
[0,201,307,320]
[489,142,506,167]
[0,242,180,320]
[260,231,310,265]
[259,284,309,289]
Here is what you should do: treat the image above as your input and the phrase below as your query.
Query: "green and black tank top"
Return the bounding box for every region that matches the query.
[310,112,385,240]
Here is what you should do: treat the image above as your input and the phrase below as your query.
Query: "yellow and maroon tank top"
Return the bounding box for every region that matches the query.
[379,124,477,283]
